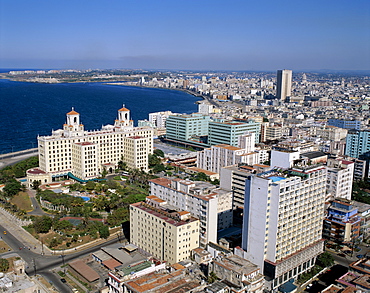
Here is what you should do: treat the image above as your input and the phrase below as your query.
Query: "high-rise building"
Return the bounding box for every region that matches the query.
[326,158,354,201]
[241,165,326,290]
[220,164,270,211]
[345,130,370,158]
[276,70,292,101]
[129,196,200,264]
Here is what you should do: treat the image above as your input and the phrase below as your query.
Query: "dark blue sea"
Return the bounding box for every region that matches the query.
[0,79,200,154]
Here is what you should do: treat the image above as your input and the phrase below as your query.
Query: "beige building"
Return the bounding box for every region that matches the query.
[149,177,233,247]
[26,168,52,188]
[36,106,153,181]
[123,136,150,172]
[130,196,200,264]
[316,125,348,141]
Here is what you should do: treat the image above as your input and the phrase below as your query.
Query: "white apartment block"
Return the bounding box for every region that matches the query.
[198,102,214,115]
[36,106,153,180]
[129,196,200,264]
[149,177,233,247]
[148,111,173,129]
[242,165,326,290]
[197,133,259,174]
[270,149,300,169]
[326,158,354,200]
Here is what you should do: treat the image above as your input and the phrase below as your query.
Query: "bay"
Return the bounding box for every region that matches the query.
[0,79,200,154]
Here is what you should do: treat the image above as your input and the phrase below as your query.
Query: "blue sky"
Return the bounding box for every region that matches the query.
[0,0,369,71]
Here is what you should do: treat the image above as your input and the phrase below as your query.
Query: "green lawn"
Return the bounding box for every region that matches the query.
[10,191,33,212]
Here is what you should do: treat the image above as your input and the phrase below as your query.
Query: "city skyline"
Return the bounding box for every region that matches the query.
[0,0,369,71]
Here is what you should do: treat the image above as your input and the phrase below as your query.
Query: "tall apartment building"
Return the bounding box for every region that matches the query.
[345,129,370,159]
[208,120,260,146]
[165,113,210,145]
[197,133,258,174]
[242,165,326,289]
[276,70,292,101]
[326,159,354,201]
[130,196,200,264]
[149,177,233,247]
[36,107,153,181]
[328,119,361,130]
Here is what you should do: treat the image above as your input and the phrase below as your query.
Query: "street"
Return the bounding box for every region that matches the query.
[0,222,121,292]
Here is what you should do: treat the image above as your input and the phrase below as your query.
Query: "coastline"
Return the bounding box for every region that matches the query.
[0,75,212,104]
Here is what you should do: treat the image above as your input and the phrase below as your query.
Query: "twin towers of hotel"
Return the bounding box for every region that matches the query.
[37,106,153,180]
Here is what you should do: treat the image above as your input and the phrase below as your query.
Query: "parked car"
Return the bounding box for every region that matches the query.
[356,254,364,259]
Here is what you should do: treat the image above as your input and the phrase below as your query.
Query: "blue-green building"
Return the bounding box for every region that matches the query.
[345,129,370,158]
[165,113,211,145]
[208,120,260,146]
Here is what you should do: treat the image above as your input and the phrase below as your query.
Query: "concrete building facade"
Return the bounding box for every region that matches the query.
[242,165,326,289]
[208,120,260,146]
[326,159,354,200]
[165,113,211,144]
[276,70,292,101]
[345,129,370,159]
[323,199,361,244]
[129,196,200,264]
[149,177,233,247]
[36,107,153,180]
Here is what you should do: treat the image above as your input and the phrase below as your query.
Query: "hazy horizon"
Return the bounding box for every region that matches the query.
[1,0,369,71]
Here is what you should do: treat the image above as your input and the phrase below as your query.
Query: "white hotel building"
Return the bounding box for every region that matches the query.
[35,106,153,182]
[241,165,326,290]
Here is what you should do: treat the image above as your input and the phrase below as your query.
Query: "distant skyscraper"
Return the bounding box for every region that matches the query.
[276,69,292,101]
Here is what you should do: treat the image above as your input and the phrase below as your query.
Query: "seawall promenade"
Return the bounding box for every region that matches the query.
[0,148,38,169]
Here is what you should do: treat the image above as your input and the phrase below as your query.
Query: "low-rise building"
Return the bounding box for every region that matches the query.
[210,254,264,293]
[120,267,203,293]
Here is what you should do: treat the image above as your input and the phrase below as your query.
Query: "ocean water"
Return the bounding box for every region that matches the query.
[0,79,200,154]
